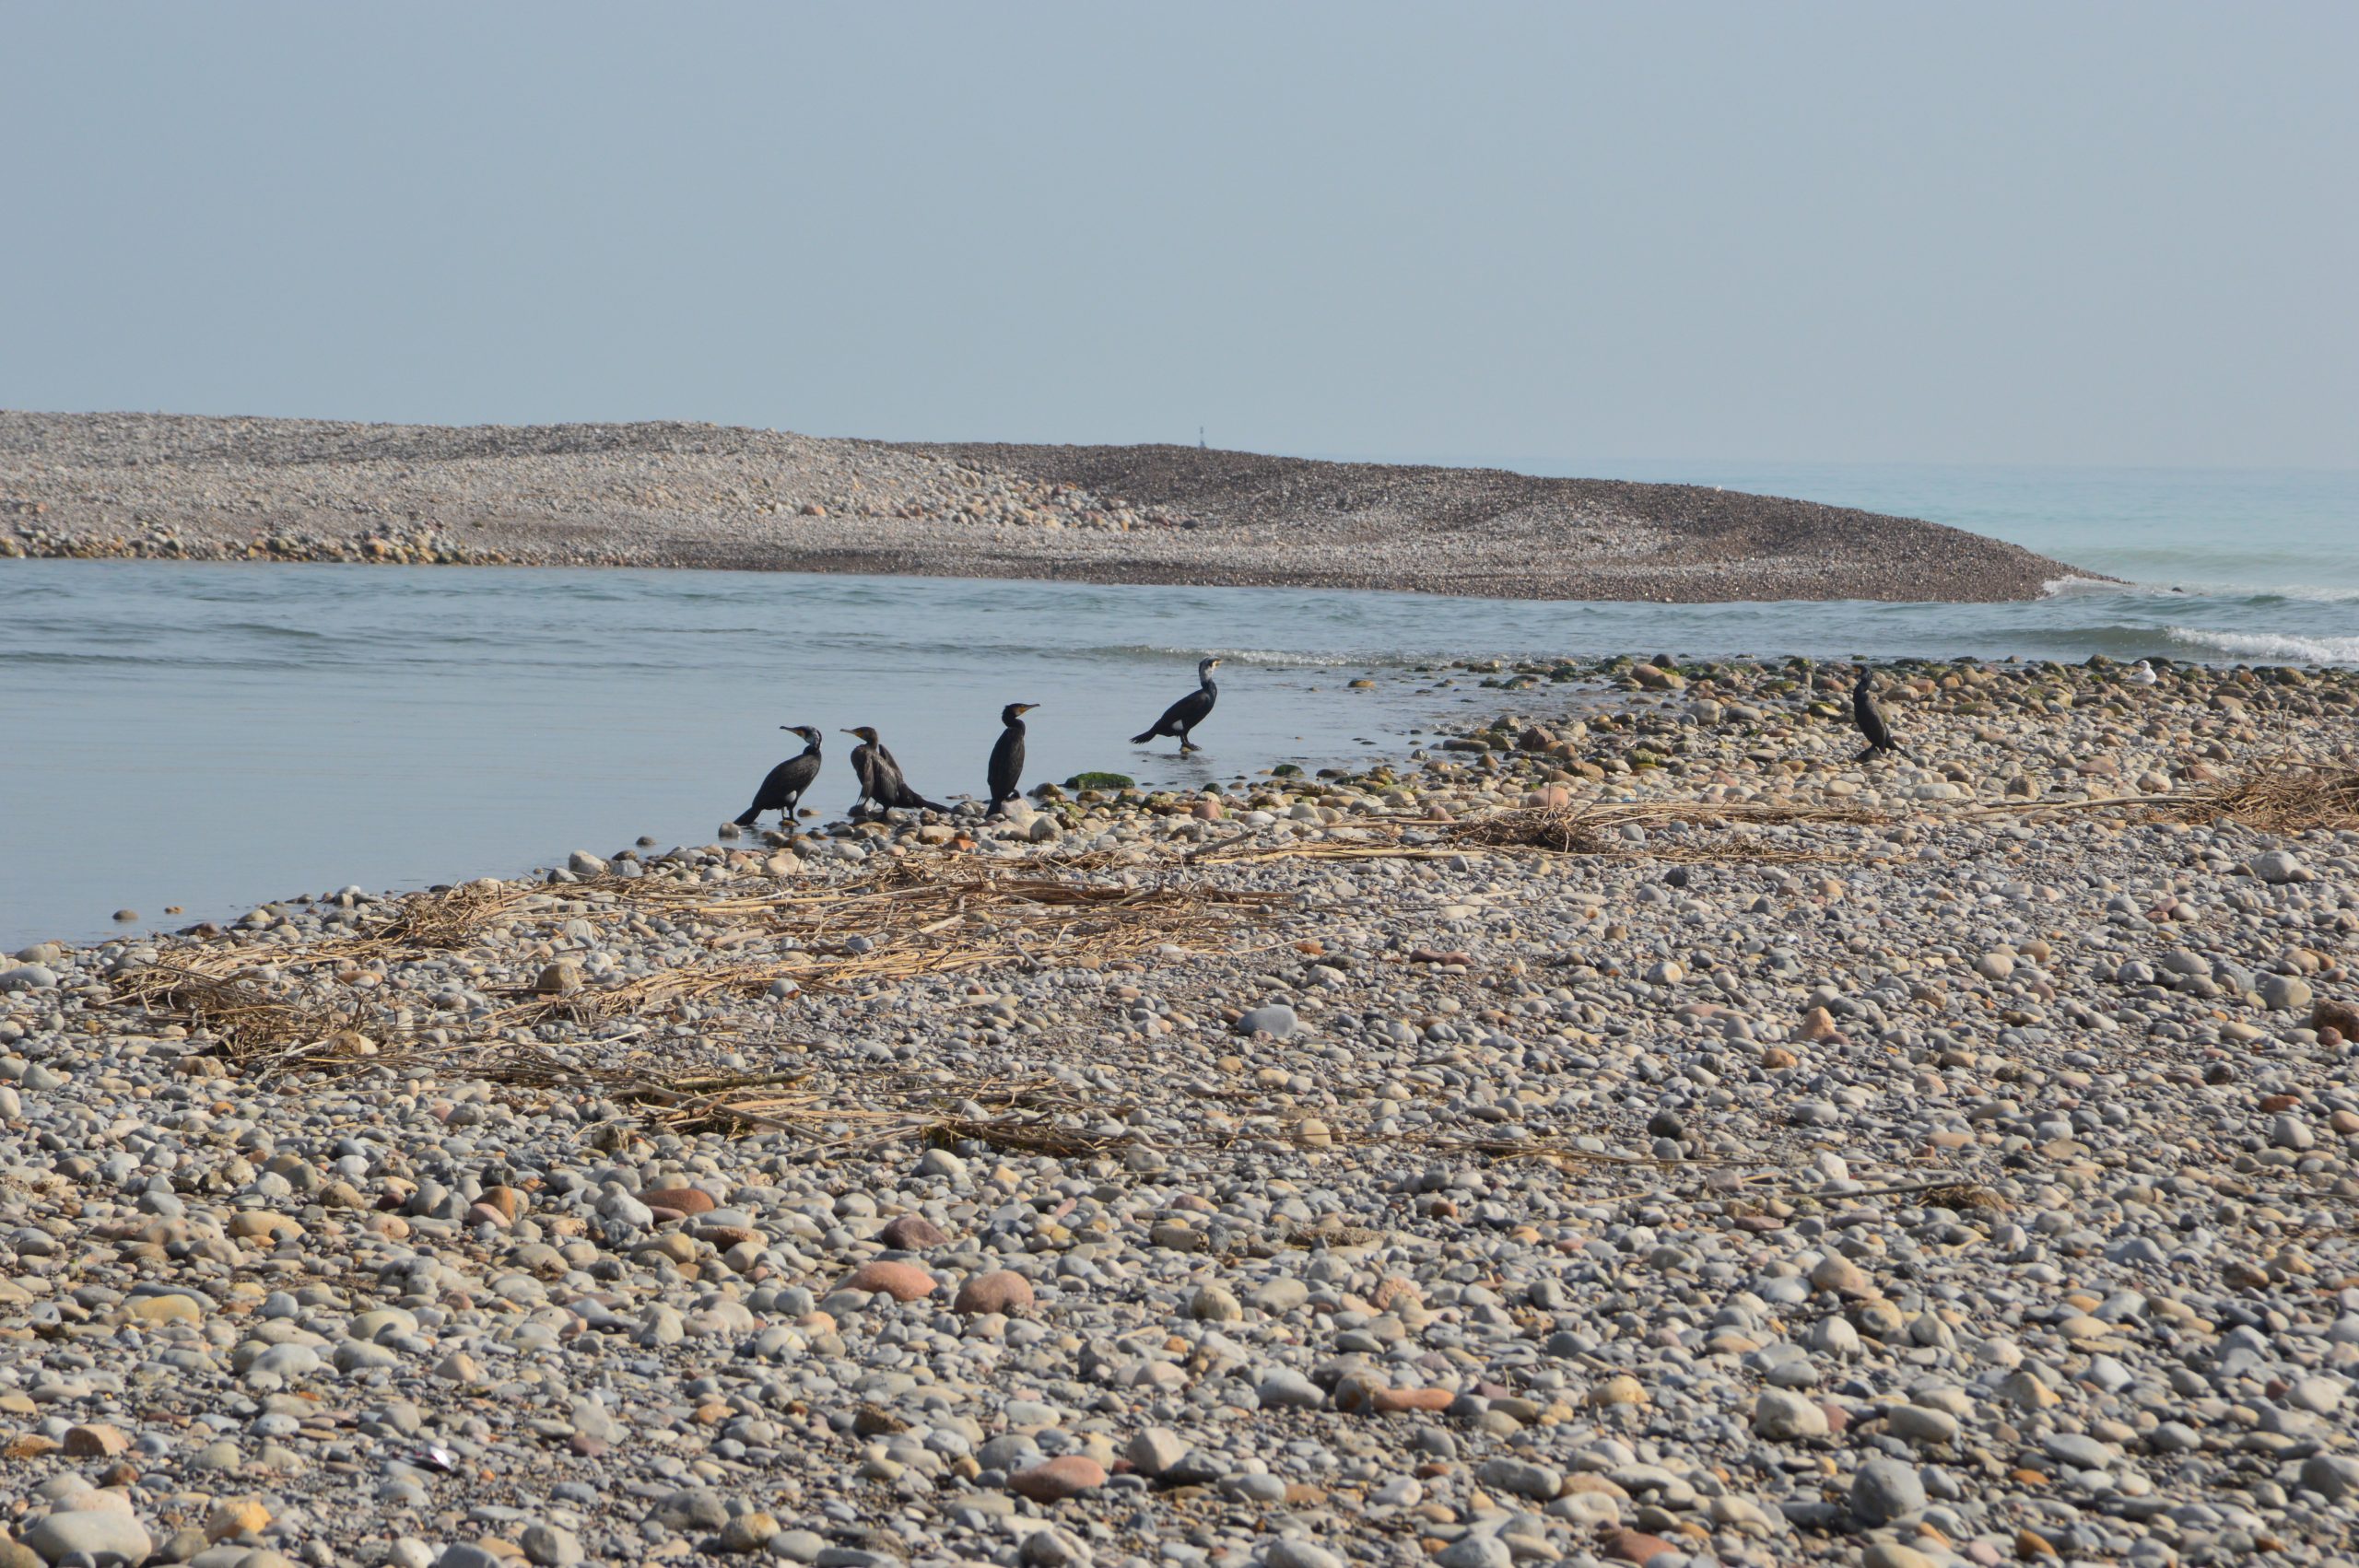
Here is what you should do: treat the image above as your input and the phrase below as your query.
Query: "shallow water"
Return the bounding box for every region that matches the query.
[5,463,2355,945]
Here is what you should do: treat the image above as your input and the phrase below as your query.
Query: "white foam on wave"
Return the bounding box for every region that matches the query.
[2045,574,2359,606]
[2165,626,2359,665]
[2040,575,2139,598]
[1109,644,1375,669]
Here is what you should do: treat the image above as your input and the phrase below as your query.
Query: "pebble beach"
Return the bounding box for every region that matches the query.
[6,653,2359,1568]
[0,414,2089,603]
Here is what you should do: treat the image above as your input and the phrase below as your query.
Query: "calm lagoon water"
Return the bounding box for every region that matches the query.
[5,462,2353,945]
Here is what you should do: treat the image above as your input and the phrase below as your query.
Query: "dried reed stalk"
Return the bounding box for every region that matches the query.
[509,863,1280,1026]
[110,963,380,1065]
[1984,752,2359,834]
[366,881,534,949]
[1195,795,1876,866]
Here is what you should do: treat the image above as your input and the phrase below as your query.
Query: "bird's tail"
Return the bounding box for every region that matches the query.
[1130,729,1156,745]
[733,805,762,828]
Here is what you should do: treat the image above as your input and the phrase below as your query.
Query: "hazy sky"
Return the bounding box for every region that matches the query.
[5,3,2353,468]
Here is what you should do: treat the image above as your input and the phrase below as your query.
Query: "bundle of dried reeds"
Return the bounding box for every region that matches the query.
[1451,800,1875,862]
[2172,755,2359,832]
[1196,795,1878,866]
[111,962,377,1064]
[1989,753,2359,834]
[499,862,1280,1027]
[364,880,534,949]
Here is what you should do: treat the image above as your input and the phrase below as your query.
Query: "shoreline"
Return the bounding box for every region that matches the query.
[5,656,2358,1563]
[1,411,2100,603]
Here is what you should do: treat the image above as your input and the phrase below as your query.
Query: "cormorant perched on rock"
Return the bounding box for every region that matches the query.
[843,727,947,816]
[734,726,823,828]
[988,703,1038,812]
[1131,657,1222,753]
[1852,666,1902,759]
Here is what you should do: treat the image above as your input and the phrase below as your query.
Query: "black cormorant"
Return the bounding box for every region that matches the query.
[734,725,824,828]
[988,703,1038,811]
[1852,666,1902,759]
[1131,657,1222,753]
[843,727,948,815]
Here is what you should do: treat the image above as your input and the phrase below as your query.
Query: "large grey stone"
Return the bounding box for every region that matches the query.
[2299,1453,2359,1501]
[1850,1457,1927,1525]
[1234,1004,1298,1038]
[21,1509,154,1567]
[1752,1387,1829,1441]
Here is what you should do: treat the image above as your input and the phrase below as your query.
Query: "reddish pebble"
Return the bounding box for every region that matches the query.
[1010,1456,1105,1503]
[2260,1094,2300,1113]
[953,1270,1036,1316]
[880,1214,951,1250]
[1601,1528,1675,1565]
[1369,1387,1455,1414]
[62,1423,129,1457]
[640,1187,715,1216]
[2313,998,2359,1038]
[838,1260,936,1302]
[464,1202,511,1229]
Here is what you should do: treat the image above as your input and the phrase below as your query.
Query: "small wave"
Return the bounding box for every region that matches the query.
[2165,626,2359,665]
[1083,644,1400,670]
[2227,583,2359,606]
[212,620,337,641]
[2040,576,2138,598]
[2043,574,2359,608]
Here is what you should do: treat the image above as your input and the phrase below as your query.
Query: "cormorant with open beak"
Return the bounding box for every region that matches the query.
[734,725,823,828]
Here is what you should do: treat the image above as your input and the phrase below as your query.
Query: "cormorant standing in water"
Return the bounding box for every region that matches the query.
[1132,657,1222,753]
[988,703,1038,812]
[734,725,823,828]
[1852,665,1902,759]
[843,727,947,816]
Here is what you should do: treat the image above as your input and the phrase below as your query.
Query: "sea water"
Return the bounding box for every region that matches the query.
[4,462,2353,943]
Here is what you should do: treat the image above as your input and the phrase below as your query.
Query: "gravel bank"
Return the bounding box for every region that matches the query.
[0,413,2093,603]
[4,655,2356,1566]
